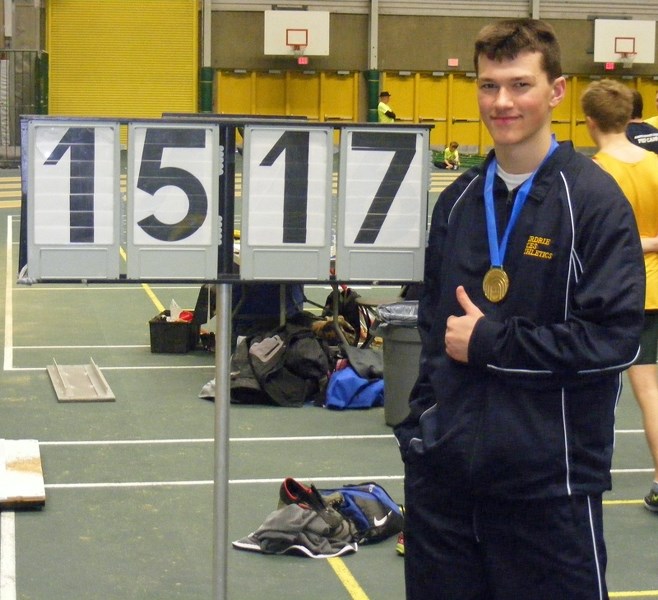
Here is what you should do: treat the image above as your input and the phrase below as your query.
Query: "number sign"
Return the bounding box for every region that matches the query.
[335,127,428,281]
[27,120,121,279]
[240,125,333,280]
[25,117,429,284]
[127,123,220,279]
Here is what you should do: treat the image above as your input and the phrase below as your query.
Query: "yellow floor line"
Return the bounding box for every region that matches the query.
[327,557,370,600]
[610,592,658,598]
[117,247,164,313]
[141,282,164,313]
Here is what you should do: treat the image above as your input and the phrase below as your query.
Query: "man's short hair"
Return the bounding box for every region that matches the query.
[631,90,644,120]
[580,79,633,134]
[473,18,562,81]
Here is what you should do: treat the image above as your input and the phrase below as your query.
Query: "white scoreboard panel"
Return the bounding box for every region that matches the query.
[335,127,428,282]
[25,118,429,284]
[240,125,334,280]
[127,122,221,279]
[27,120,121,279]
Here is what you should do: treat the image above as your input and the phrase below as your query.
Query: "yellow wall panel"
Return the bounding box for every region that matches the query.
[287,73,320,120]
[217,71,254,115]
[321,73,357,123]
[417,73,448,148]
[47,0,198,118]
[253,73,286,115]
[449,75,484,153]
[380,73,416,124]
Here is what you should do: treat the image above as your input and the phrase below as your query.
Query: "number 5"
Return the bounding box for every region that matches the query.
[136,128,208,241]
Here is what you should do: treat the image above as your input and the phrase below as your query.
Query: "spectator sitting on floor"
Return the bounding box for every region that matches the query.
[434,141,460,169]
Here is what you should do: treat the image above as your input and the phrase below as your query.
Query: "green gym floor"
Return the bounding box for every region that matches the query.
[0,166,657,599]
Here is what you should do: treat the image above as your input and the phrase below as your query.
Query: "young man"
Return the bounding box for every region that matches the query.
[626,89,658,154]
[394,19,645,600]
[644,89,658,129]
[581,79,658,514]
[377,91,396,123]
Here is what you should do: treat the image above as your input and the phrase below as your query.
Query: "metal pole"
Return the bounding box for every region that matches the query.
[212,283,232,600]
[531,0,540,19]
[367,0,380,122]
[368,0,379,70]
[200,0,214,113]
[202,0,212,67]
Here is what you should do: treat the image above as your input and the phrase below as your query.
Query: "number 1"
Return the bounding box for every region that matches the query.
[259,130,310,244]
[44,127,95,243]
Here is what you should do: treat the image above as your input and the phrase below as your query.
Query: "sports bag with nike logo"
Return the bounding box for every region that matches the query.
[279,478,404,544]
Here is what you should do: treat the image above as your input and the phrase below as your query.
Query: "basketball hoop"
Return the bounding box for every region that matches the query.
[614,36,637,70]
[286,28,308,59]
[619,52,637,69]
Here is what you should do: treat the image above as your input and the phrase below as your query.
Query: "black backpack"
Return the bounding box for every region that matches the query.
[279,477,404,544]
[322,287,363,346]
[230,322,331,407]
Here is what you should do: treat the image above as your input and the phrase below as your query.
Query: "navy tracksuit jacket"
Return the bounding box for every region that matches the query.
[395,141,645,501]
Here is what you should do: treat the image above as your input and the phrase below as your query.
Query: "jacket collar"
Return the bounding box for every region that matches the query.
[480,141,573,203]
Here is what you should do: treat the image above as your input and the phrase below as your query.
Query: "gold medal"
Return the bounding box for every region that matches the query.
[483,267,509,303]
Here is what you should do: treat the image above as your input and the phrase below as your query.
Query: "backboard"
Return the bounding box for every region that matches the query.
[593,19,656,65]
[264,10,329,57]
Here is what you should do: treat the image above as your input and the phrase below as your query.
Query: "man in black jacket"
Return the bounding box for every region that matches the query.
[627,89,658,154]
[395,19,645,600]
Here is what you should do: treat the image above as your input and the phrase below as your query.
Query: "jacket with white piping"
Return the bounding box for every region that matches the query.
[394,141,645,499]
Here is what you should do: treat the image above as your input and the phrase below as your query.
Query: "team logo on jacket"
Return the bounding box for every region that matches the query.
[524,235,553,260]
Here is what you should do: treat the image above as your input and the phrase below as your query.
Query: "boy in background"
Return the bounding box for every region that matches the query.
[582,78,658,514]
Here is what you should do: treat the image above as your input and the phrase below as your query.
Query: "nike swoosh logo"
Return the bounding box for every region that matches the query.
[373,511,392,527]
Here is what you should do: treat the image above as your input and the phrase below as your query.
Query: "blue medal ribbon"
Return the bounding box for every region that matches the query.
[483,138,558,269]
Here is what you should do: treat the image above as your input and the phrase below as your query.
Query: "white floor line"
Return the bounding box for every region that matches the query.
[15,344,151,349]
[13,285,200,292]
[6,364,213,372]
[611,468,655,474]
[0,511,17,600]
[45,474,405,490]
[41,468,652,492]
[2,220,16,598]
[4,215,13,371]
[38,434,394,446]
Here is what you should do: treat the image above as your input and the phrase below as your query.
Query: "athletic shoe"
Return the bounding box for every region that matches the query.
[396,531,405,556]
[644,488,658,512]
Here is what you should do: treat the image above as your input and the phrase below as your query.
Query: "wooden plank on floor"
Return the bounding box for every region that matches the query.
[0,439,46,508]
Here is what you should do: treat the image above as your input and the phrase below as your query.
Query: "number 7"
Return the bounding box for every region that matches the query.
[350,131,416,244]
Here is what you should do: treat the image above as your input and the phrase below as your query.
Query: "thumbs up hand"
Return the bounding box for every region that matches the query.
[445,286,484,363]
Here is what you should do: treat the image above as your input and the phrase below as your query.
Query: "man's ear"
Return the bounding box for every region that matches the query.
[549,76,567,108]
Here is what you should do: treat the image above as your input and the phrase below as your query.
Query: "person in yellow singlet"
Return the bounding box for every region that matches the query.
[377,91,396,123]
[582,78,658,513]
